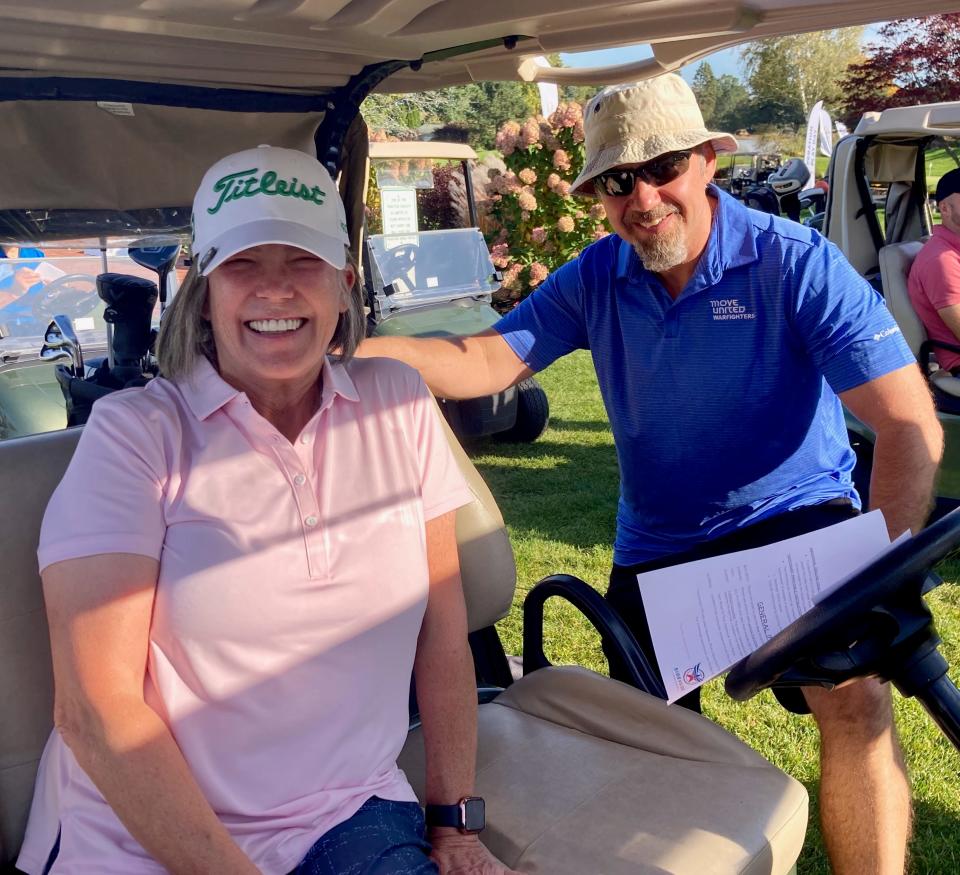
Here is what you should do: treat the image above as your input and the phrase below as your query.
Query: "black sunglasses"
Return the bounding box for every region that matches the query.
[593,150,693,197]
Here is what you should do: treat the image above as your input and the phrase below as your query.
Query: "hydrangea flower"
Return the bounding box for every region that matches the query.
[496,121,521,156]
[531,227,547,244]
[501,263,522,290]
[518,190,538,212]
[553,149,571,171]
[518,168,537,185]
[528,262,550,286]
[491,242,511,268]
[520,119,541,147]
[557,216,575,233]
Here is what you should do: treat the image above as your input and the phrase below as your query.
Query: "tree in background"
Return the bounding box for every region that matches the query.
[456,81,541,148]
[713,75,752,131]
[840,15,960,126]
[691,63,719,124]
[741,28,864,127]
[691,63,753,132]
[362,80,541,149]
[362,90,467,137]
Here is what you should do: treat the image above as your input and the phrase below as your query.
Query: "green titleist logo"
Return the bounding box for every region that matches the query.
[207,167,327,214]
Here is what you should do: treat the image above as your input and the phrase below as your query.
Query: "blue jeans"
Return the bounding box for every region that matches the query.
[290,797,438,875]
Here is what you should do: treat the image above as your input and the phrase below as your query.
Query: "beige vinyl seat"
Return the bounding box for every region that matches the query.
[0,422,807,875]
[880,239,960,401]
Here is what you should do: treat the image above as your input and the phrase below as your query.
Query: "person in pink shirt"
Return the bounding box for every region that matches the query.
[17,145,519,875]
[908,167,960,374]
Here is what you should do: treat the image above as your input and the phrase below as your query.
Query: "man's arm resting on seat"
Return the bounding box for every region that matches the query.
[840,364,944,539]
[358,330,532,400]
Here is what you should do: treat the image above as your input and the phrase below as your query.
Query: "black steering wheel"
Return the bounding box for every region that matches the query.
[30,273,100,321]
[380,244,419,291]
[725,507,960,749]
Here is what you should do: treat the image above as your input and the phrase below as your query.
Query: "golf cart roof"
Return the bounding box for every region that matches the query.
[368,142,478,161]
[1,1,954,95]
[0,0,955,225]
[853,101,960,139]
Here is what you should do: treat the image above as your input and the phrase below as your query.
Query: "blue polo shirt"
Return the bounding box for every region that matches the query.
[495,186,915,564]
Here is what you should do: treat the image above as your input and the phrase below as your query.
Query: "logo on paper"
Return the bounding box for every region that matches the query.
[683,663,705,684]
[710,298,756,321]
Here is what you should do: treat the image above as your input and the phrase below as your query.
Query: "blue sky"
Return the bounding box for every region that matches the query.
[559,24,885,83]
[560,45,741,82]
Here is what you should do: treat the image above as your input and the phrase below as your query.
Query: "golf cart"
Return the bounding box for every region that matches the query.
[364,141,549,442]
[821,103,960,511]
[0,2,958,874]
[714,149,783,199]
[0,244,182,440]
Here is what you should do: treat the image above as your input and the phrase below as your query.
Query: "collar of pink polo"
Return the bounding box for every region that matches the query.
[178,355,360,421]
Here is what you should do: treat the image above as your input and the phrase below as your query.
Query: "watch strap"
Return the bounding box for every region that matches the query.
[424,803,462,829]
[425,796,485,833]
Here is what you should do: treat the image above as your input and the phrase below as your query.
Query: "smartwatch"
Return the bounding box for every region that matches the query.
[425,796,485,834]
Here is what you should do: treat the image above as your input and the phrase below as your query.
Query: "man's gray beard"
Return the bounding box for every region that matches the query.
[632,222,688,273]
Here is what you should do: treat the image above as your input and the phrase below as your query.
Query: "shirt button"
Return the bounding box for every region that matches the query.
[305,515,318,527]
[294,474,307,486]
[300,435,311,445]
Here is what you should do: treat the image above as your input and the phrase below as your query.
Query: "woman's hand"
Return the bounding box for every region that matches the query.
[12,266,42,292]
[429,832,523,874]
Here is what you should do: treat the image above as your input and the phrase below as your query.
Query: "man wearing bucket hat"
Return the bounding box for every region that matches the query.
[909,166,960,377]
[19,145,519,875]
[360,75,942,874]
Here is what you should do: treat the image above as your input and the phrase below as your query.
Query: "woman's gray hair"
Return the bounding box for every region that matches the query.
[156,246,365,381]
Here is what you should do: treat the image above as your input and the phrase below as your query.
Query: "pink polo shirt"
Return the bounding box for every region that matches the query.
[18,356,473,875]
[908,224,960,372]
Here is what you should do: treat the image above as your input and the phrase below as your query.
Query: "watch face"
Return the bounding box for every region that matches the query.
[462,797,485,832]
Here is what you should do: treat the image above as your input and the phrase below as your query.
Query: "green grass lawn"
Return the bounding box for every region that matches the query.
[469,350,960,875]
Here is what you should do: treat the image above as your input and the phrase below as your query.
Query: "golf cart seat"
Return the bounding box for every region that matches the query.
[0,422,807,874]
[879,240,960,406]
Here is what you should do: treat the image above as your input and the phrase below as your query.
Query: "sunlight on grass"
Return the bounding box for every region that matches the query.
[471,350,960,875]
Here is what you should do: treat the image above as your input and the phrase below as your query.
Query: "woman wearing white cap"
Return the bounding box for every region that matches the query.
[18,146,518,875]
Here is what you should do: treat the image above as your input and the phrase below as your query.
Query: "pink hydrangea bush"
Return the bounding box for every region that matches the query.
[483,102,609,306]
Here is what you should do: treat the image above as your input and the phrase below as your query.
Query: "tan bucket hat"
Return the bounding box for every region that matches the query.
[570,74,738,195]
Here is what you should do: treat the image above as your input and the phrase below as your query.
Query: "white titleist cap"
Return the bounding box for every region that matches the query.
[191,144,349,276]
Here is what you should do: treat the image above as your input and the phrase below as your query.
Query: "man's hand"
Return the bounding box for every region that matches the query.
[12,267,42,293]
[429,832,523,874]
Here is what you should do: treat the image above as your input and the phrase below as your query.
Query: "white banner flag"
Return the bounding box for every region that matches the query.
[804,100,835,182]
[835,120,849,139]
[818,107,833,158]
[533,56,559,117]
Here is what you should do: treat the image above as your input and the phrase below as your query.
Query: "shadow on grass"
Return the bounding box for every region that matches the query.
[910,798,960,873]
[788,777,960,875]
[468,436,619,551]
[544,417,613,434]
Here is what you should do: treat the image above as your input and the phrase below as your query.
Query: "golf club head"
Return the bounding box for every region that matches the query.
[128,236,180,307]
[39,346,74,364]
[42,315,84,374]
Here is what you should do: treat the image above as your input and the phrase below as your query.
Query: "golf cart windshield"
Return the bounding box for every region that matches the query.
[0,248,173,360]
[367,228,498,307]
[367,155,474,235]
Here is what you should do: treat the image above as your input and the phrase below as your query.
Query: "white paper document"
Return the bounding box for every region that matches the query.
[638,510,902,703]
[35,261,66,282]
